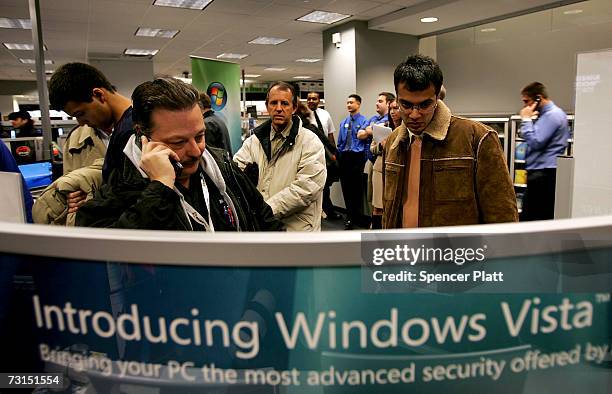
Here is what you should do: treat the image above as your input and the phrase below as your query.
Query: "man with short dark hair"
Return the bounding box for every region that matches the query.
[337,94,370,229]
[76,77,281,232]
[48,62,133,181]
[199,92,232,157]
[518,82,569,221]
[382,55,517,228]
[234,81,326,231]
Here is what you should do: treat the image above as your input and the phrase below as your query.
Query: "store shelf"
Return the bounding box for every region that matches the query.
[514,183,527,188]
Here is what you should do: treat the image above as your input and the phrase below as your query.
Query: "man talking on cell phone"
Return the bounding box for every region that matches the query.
[518,82,569,221]
[77,77,282,232]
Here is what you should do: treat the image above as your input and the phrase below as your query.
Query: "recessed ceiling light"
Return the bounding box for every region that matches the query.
[135,27,180,38]
[480,28,497,33]
[248,37,288,45]
[563,9,583,15]
[20,58,53,64]
[0,18,31,29]
[244,74,261,78]
[124,48,159,56]
[293,76,311,79]
[264,67,287,72]
[295,58,321,63]
[4,43,47,50]
[153,0,213,10]
[217,53,248,59]
[420,17,438,23]
[297,10,351,24]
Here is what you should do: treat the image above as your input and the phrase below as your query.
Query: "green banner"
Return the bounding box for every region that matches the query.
[191,56,242,154]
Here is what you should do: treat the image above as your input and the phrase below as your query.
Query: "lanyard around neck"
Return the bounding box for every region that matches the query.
[174,173,214,232]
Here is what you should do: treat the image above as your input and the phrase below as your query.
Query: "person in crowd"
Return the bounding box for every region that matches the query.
[337,94,370,229]
[370,95,399,229]
[199,92,232,157]
[48,62,133,182]
[295,102,340,220]
[383,55,518,228]
[234,82,326,231]
[518,82,569,221]
[307,91,338,219]
[76,77,282,231]
[8,111,38,137]
[0,142,33,222]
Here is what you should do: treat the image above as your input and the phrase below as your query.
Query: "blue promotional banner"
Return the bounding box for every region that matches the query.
[0,219,610,393]
[191,56,242,155]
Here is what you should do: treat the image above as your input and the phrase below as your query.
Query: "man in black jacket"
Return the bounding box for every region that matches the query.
[77,77,282,231]
[199,92,232,157]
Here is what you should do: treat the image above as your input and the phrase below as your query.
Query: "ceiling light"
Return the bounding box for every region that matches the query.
[563,9,583,15]
[135,27,180,38]
[420,17,438,23]
[264,67,287,72]
[244,74,260,78]
[293,76,311,79]
[4,43,47,50]
[295,58,321,63]
[248,37,288,45]
[0,18,31,29]
[297,10,351,24]
[30,69,54,74]
[20,58,53,64]
[217,53,248,59]
[124,48,159,56]
[153,0,213,10]
[480,28,497,33]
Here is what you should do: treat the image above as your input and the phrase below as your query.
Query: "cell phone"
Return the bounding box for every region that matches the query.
[135,129,183,177]
[533,96,542,110]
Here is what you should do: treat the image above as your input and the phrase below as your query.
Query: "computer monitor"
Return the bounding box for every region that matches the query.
[0,171,26,223]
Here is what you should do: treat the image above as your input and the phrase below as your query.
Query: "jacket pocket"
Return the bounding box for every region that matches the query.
[433,161,474,202]
[383,162,403,201]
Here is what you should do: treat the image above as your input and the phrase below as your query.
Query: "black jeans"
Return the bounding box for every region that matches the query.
[521,168,557,221]
[339,151,366,223]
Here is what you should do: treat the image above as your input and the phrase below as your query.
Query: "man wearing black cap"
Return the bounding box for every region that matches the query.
[8,111,38,137]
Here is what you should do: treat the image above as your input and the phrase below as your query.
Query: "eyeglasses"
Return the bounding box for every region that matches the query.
[399,97,438,114]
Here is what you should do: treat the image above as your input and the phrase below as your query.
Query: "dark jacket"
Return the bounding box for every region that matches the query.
[204,110,232,157]
[382,100,518,228]
[77,146,283,231]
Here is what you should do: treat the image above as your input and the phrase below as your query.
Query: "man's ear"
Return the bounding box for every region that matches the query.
[92,88,106,103]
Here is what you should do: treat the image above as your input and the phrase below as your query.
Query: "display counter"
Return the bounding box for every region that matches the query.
[0,218,610,393]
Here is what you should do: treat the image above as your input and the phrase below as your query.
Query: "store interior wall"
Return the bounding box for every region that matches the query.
[437,2,612,115]
[89,58,154,100]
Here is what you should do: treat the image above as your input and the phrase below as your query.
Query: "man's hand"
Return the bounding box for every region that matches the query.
[139,136,180,188]
[520,103,539,119]
[67,190,87,213]
[380,138,387,148]
[357,130,369,140]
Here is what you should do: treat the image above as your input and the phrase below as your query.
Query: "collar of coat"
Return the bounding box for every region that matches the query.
[392,99,452,149]
[253,114,301,161]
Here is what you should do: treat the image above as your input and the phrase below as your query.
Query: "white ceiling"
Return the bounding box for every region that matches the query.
[0,0,594,82]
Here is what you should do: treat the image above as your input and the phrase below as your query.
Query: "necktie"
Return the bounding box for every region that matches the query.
[344,118,353,151]
[402,135,422,228]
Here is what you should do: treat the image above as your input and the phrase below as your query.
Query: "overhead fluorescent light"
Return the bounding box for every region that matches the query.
[420,17,438,23]
[244,74,261,78]
[563,9,583,15]
[30,69,54,75]
[20,58,54,64]
[124,48,159,56]
[480,28,497,33]
[217,53,248,59]
[248,36,288,45]
[264,67,287,72]
[153,0,213,10]
[297,10,351,24]
[0,18,32,29]
[4,43,47,50]
[135,27,180,38]
[293,76,311,79]
[295,58,321,63]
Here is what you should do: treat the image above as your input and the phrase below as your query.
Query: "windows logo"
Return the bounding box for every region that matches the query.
[207,82,228,111]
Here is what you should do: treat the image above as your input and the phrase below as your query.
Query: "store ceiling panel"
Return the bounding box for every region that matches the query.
[0,0,599,81]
